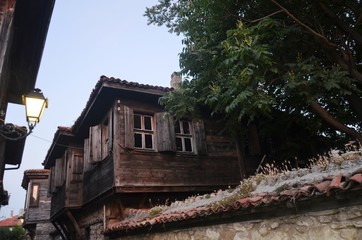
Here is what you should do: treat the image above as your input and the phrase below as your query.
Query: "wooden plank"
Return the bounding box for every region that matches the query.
[90,125,102,162]
[54,158,64,187]
[124,105,134,149]
[83,138,92,172]
[193,119,207,155]
[155,112,176,152]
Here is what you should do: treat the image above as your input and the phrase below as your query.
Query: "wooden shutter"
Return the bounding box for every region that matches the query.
[101,121,108,159]
[193,119,207,155]
[124,106,134,148]
[83,138,92,171]
[72,148,84,174]
[54,158,65,187]
[49,167,56,193]
[90,125,102,162]
[155,112,176,152]
[107,111,113,152]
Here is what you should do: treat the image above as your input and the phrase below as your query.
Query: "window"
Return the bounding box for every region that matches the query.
[175,120,193,152]
[134,114,154,149]
[88,116,111,163]
[29,184,39,207]
[122,106,206,153]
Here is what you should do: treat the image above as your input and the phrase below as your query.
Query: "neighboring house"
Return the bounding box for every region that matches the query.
[41,75,257,239]
[0,0,55,206]
[21,169,56,240]
[0,214,23,239]
[0,215,22,228]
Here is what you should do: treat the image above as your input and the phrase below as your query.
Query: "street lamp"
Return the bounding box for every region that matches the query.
[0,88,48,141]
[22,88,48,130]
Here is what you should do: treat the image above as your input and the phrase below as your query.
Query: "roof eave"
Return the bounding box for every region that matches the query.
[6,0,55,104]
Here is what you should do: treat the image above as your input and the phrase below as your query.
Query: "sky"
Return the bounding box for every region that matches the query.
[1,1,183,218]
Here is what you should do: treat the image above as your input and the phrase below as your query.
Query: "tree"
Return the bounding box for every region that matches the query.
[145,0,362,172]
[0,226,25,240]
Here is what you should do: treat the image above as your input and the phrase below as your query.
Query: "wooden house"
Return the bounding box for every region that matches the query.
[21,169,56,239]
[42,75,250,239]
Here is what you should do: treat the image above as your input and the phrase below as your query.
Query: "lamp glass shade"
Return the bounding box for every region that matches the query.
[23,89,48,126]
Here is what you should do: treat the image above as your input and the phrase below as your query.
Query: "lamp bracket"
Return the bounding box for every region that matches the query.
[0,123,32,141]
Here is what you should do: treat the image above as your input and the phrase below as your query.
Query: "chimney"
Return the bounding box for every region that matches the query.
[170,72,182,89]
[10,210,13,217]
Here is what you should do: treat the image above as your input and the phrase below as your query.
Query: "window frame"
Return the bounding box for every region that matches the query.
[29,183,40,208]
[133,113,155,150]
[175,119,194,153]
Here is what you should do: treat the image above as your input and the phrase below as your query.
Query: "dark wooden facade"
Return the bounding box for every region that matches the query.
[43,76,243,239]
[21,169,53,239]
[0,0,55,206]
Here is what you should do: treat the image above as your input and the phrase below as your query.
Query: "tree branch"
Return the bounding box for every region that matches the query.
[250,10,284,23]
[270,0,362,86]
[270,0,338,49]
[323,46,362,85]
[346,93,362,123]
[319,2,362,47]
[310,101,362,145]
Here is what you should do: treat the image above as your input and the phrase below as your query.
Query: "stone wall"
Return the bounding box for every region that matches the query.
[89,223,105,240]
[110,204,362,240]
[34,222,57,240]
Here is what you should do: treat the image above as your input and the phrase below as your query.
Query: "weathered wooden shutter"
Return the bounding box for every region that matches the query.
[193,119,207,155]
[90,125,102,162]
[54,157,65,187]
[124,106,134,149]
[101,122,108,159]
[107,111,113,153]
[155,112,176,152]
[72,148,84,174]
[83,138,92,171]
[49,167,56,193]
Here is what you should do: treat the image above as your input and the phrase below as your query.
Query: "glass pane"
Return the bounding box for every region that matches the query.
[134,115,141,129]
[30,184,39,206]
[144,116,152,130]
[182,121,190,134]
[145,134,153,149]
[176,137,182,151]
[185,138,192,152]
[134,133,142,148]
[174,121,181,134]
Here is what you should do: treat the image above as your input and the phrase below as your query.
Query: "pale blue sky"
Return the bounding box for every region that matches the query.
[2,1,182,218]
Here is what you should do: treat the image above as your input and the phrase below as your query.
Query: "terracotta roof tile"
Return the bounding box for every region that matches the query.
[0,216,22,227]
[349,173,362,184]
[24,169,50,174]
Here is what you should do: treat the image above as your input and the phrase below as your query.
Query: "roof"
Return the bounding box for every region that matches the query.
[21,169,50,190]
[0,216,22,227]
[43,76,172,168]
[71,75,172,136]
[42,126,74,168]
[104,151,362,236]
[2,0,55,104]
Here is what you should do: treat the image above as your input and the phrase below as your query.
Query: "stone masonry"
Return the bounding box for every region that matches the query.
[109,204,362,240]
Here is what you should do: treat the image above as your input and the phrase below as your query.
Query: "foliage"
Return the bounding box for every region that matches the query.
[149,206,163,216]
[0,226,25,240]
[146,0,362,163]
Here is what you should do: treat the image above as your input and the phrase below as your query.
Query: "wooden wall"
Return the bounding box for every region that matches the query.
[24,178,51,223]
[65,148,84,207]
[51,185,65,217]
[81,99,242,204]
[112,100,241,191]
[83,157,115,202]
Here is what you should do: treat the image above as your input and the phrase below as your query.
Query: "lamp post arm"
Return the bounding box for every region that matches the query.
[0,124,33,141]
